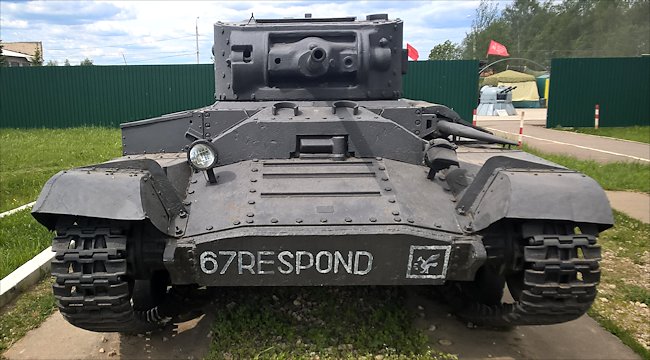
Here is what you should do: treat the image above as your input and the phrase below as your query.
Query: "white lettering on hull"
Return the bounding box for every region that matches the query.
[199,250,373,276]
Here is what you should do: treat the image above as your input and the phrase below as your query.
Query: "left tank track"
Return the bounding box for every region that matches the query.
[51,222,167,333]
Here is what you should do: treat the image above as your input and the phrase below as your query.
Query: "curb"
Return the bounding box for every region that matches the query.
[0,247,54,308]
[0,201,36,219]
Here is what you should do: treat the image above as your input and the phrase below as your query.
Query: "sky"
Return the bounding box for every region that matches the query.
[0,0,504,65]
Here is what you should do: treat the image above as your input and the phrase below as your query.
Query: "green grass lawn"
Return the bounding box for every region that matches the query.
[555,126,650,144]
[524,145,650,193]
[206,286,453,360]
[590,211,650,359]
[0,128,121,213]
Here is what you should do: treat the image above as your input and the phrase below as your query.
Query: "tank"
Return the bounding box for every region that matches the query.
[32,14,613,333]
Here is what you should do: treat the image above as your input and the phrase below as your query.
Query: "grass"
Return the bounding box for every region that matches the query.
[0,208,53,279]
[0,127,121,213]
[589,211,650,359]
[206,286,454,360]
[0,277,56,353]
[555,126,650,144]
[523,144,650,193]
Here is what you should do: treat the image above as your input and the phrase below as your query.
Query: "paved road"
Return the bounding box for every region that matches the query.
[606,191,650,223]
[477,109,650,164]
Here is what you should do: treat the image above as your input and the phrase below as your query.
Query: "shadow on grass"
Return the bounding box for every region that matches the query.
[206,286,452,359]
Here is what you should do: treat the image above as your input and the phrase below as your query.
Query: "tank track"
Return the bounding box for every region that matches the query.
[456,233,601,326]
[51,222,168,333]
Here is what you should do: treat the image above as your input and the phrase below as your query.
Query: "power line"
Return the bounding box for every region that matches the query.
[127,52,196,64]
[46,34,206,51]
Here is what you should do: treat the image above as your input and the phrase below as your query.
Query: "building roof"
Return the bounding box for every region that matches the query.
[1,49,33,60]
[483,70,536,86]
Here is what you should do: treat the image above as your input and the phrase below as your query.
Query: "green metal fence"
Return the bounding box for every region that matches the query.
[403,60,479,122]
[0,61,478,128]
[547,57,650,128]
[0,65,215,128]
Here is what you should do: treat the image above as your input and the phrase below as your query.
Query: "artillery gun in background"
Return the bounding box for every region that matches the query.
[32,14,612,333]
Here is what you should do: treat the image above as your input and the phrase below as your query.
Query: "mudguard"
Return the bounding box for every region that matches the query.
[32,158,189,236]
[458,156,614,232]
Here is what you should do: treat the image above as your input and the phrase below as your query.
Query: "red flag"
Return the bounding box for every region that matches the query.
[487,40,510,57]
[407,43,419,61]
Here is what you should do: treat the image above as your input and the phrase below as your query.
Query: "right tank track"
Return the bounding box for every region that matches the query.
[51,222,168,333]
[455,233,601,326]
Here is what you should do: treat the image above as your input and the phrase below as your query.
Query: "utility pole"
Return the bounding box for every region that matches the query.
[195,17,200,64]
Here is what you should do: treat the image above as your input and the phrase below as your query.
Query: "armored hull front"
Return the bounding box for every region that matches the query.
[32,13,613,333]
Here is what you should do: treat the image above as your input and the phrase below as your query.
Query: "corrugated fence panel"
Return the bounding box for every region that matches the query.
[1,61,478,128]
[403,60,479,122]
[0,64,215,128]
[547,57,650,128]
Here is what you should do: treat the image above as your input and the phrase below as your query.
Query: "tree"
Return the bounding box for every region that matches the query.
[428,40,463,60]
[0,42,6,67]
[462,0,510,60]
[64,59,71,66]
[46,60,58,66]
[30,48,44,66]
[80,57,94,66]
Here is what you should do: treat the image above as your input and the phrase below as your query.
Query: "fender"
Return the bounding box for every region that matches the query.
[32,158,190,236]
[458,156,614,232]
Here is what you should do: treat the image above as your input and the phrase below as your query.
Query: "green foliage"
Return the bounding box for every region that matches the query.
[0,278,56,352]
[0,42,7,67]
[80,57,94,66]
[63,58,71,66]
[45,60,58,66]
[462,0,650,66]
[30,48,43,66]
[428,40,463,60]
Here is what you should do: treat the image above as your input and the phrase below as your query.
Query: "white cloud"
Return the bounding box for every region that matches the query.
[0,0,486,64]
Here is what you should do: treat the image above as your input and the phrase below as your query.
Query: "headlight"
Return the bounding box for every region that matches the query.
[188,140,218,170]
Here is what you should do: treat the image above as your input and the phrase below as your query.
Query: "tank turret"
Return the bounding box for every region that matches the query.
[213,14,407,101]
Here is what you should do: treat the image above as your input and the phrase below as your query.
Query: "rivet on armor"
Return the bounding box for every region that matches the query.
[253,159,259,162]
[388,199,396,203]
[271,218,279,223]
[407,218,414,223]
[345,217,352,223]
[246,213,254,217]
[249,189,256,193]
[378,165,386,170]
[393,217,402,222]
[369,217,377,222]
[233,220,240,225]
[384,186,392,191]
[251,168,259,172]
[376,157,383,161]
[246,219,254,224]
[248,200,256,204]
[188,190,195,194]
[392,210,400,216]
[296,218,303,223]
[320,218,328,223]
[206,225,213,230]
[382,176,389,181]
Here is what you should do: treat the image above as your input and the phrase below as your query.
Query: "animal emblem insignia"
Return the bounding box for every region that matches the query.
[406,245,450,279]
[416,254,440,274]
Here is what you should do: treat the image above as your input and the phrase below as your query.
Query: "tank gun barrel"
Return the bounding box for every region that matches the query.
[500,86,517,94]
[437,120,517,145]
